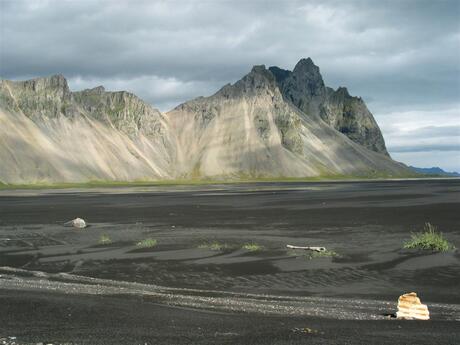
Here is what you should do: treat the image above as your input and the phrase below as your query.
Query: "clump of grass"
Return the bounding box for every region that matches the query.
[404,223,455,252]
[136,238,157,248]
[308,249,339,259]
[198,241,229,251]
[242,243,264,252]
[287,246,340,259]
[99,233,112,245]
[291,327,318,334]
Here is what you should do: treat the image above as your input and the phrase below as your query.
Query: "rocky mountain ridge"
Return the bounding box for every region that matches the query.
[167,64,407,178]
[269,58,388,155]
[0,75,172,183]
[0,58,410,184]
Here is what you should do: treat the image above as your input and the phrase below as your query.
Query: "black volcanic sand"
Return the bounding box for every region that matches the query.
[0,180,459,344]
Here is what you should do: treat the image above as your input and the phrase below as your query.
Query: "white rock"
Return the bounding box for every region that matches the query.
[396,292,430,320]
[65,218,87,229]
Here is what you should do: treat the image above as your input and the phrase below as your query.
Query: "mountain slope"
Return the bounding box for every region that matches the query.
[0,76,172,184]
[269,58,389,156]
[167,65,408,178]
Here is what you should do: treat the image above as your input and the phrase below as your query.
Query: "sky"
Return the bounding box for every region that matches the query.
[1,0,459,171]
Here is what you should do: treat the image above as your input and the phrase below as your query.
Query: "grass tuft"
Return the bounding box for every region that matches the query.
[308,249,339,259]
[198,241,229,251]
[136,238,157,248]
[404,223,455,252]
[288,248,340,259]
[99,233,112,245]
[242,243,264,252]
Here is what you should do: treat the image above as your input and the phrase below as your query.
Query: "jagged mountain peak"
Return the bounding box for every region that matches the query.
[8,73,70,94]
[211,64,278,100]
[293,57,320,74]
[239,64,276,89]
[267,58,388,156]
[85,85,106,93]
[334,86,351,97]
[268,66,291,83]
[251,64,267,73]
[269,58,327,121]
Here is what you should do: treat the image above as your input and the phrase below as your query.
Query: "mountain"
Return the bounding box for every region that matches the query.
[167,65,407,178]
[0,58,411,184]
[409,166,460,177]
[0,75,172,184]
[269,58,388,155]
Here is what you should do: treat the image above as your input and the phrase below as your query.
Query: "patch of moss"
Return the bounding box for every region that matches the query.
[136,238,157,248]
[198,241,230,251]
[242,243,264,252]
[99,234,112,245]
[308,249,340,259]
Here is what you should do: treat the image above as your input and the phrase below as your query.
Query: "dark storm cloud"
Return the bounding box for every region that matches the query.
[1,0,459,169]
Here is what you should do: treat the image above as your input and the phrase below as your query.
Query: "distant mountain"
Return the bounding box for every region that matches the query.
[410,166,460,177]
[0,58,412,184]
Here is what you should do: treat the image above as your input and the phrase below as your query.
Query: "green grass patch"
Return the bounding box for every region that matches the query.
[136,238,157,248]
[404,223,455,252]
[98,234,112,245]
[288,248,340,259]
[308,249,340,259]
[242,243,264,252]
[198,241,230,251]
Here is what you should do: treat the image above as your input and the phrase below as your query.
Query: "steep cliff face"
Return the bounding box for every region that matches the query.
[270,58,327,119]
[0,76,172,184]
[72,86,167,138]
[0,75,73,120]
[322,86,388,154]
[167,65,407,178]
[269,58,389,156]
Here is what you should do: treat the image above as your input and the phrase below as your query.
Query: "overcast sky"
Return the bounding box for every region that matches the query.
[1,0,459,171]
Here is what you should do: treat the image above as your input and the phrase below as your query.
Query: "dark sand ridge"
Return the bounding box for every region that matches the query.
[0,180,459,344]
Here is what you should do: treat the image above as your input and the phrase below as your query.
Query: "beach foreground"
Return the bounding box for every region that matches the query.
[0,180,459,344]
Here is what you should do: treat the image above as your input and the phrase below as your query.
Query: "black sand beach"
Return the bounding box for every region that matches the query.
[0,180,459,344]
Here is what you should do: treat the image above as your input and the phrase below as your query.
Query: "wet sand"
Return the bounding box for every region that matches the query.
[0,180,459,344]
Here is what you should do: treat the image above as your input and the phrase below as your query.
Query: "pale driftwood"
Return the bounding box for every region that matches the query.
[286,245,326,252]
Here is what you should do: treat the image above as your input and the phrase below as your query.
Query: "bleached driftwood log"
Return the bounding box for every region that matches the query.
[396,292,430,320]
[286,245,326,252]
